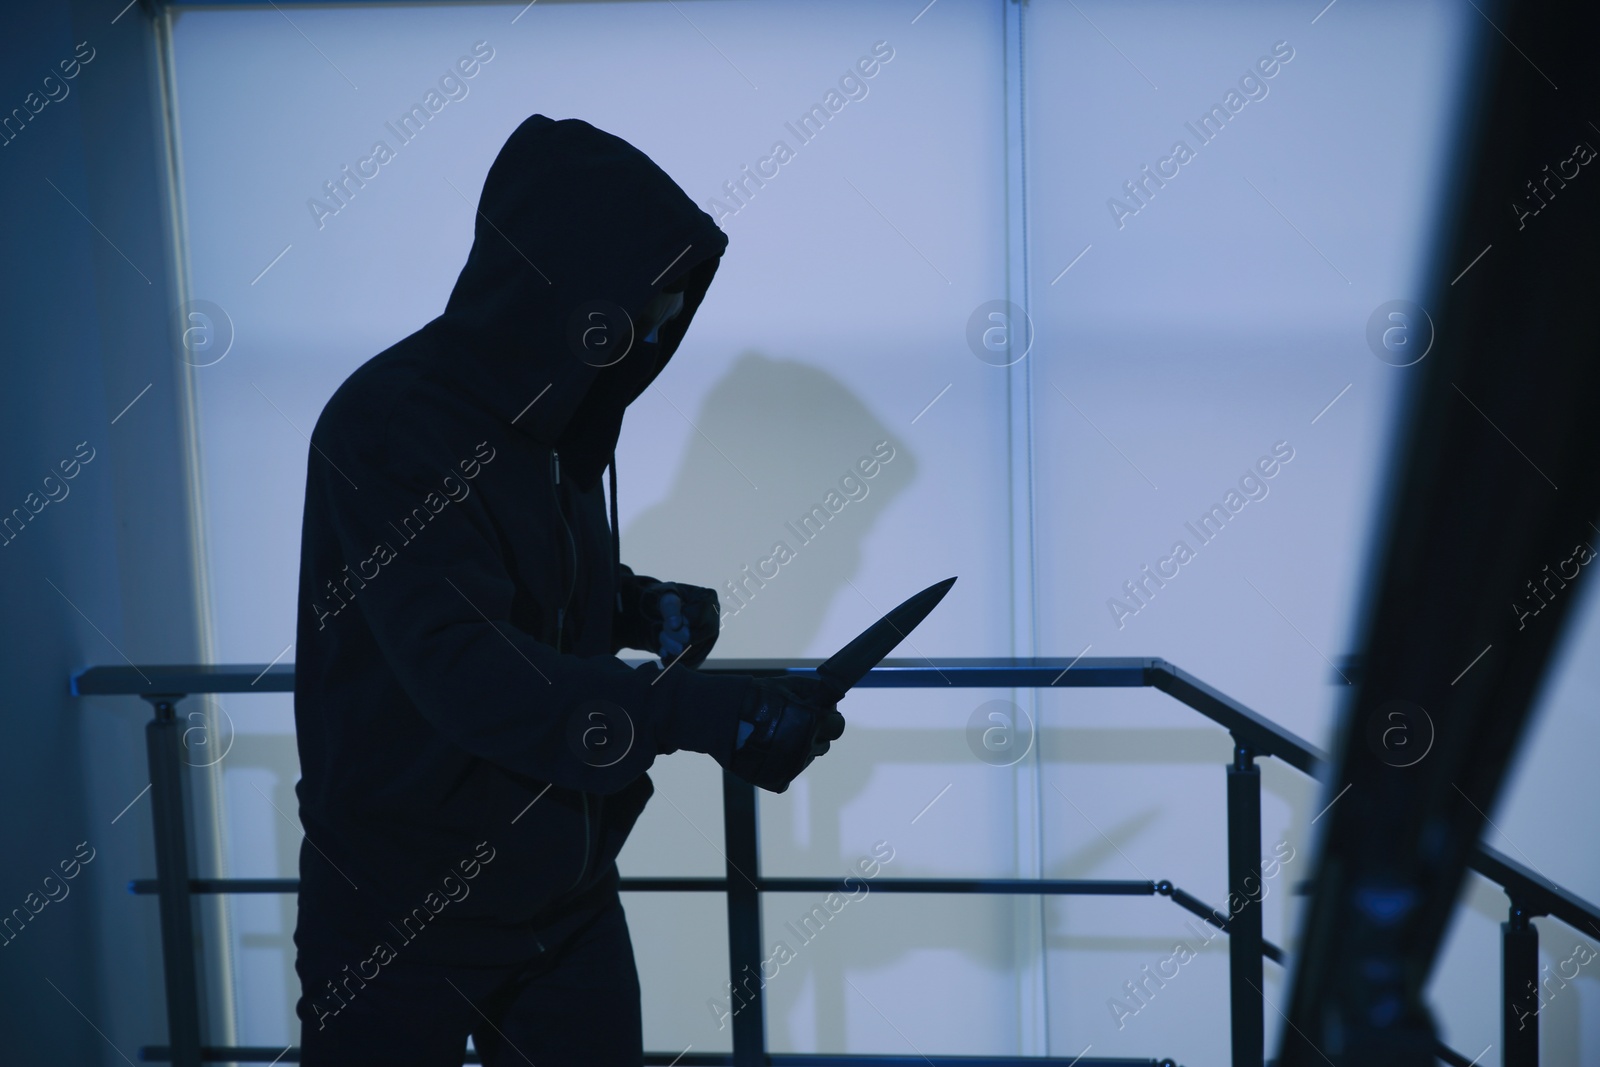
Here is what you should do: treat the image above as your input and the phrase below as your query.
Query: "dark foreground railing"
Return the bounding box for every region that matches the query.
[73,657,1597,1067]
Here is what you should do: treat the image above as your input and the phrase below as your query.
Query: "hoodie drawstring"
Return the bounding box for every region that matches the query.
[609,454,622,612]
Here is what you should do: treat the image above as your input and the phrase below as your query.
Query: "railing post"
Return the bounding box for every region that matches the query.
[722,770,765,1067]
[145,695,202,1067]
[1227,741,1264,1067]
[1502,899,1539,1067]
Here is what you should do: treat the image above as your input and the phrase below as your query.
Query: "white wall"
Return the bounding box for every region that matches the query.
[164,1,1597,1063]
[1024,2,1598,1062]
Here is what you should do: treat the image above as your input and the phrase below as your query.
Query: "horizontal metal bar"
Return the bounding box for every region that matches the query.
[138,1048,1172,1066]
[760,1060,1168,1067]
[80,657,1600,942]
[130,878,298,895]
[761,878,1155,896]
[127,877,736,895]
[73,662,296,696]
[137,1049,745,1065]
[129,877,1154,897]
[72,657,1163,697]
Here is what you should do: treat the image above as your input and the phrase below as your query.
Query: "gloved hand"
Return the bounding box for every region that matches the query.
[632,580,719,668]
[720,676,846,794]
[651,589,692,659]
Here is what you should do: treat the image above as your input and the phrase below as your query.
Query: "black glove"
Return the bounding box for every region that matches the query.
[643,581,719,667]
[721,676,846,794]
[615,573,720,668]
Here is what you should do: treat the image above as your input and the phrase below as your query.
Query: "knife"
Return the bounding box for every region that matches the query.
[812,576,957,700]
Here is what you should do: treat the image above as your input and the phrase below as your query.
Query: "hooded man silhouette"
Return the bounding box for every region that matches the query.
[291,115,845,1065]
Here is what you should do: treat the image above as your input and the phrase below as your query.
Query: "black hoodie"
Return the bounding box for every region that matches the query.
[293,115,753,961]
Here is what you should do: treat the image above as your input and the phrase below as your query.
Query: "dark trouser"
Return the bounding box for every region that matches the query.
[294,885,642,1066]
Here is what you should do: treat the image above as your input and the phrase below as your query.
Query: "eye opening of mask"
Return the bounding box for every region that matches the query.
[637,289,685,344]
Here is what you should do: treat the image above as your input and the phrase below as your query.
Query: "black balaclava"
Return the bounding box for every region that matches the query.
[428,115,729,492]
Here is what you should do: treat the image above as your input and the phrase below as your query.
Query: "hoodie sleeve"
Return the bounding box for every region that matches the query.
[306,403,752,795]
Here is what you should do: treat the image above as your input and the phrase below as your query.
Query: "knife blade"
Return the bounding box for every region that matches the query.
[813,576,957,700]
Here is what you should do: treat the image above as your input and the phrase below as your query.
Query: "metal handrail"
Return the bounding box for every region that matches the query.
[74,657,1599,1066]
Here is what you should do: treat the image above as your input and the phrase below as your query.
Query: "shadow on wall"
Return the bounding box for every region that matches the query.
[624,352,916,658]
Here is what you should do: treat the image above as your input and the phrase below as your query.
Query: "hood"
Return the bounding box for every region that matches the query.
[428,114,728,490]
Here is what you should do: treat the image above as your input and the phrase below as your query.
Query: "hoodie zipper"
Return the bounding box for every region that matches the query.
[570,794,593,895]
[551,448,578,652]
[551,447,594,897]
